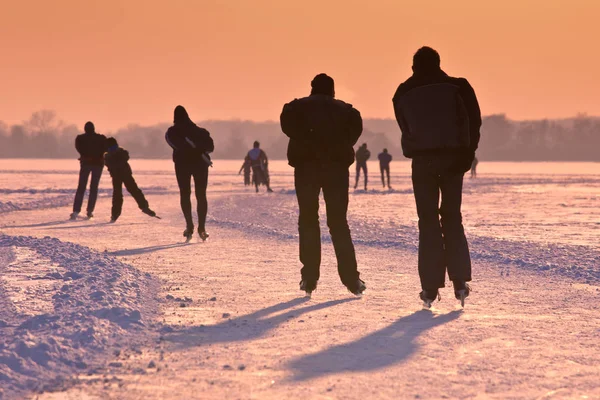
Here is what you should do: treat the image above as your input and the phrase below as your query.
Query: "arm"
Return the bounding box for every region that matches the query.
[280,101,303,140]
[458,78,482,152]
[75,135,83,155]
[346,107,363,146]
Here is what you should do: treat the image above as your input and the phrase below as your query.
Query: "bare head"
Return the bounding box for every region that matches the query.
[412,46,441,74]
[84,121,95,134]
[253,140,260,149]
[310,73,335,97]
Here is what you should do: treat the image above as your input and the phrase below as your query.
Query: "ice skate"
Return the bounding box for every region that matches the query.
[142,207,160,219]
[69,212,79,220]
[420,290,440,309]
[183,227,194,243]
[110,216,118,223]
[86,211,94,220]
[453,281,471,307]
[347,278,366,296]
[299,279,317,298]
[198,230,209,242]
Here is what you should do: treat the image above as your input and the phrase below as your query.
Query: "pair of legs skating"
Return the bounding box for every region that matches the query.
[412,155,472,307]
[295,162,365,296]
[380,165,391,189]
[354,162,368,190]
[252,166,273,193]
[71,165,103,219]
[110,174,156,222]
[175,162,209,241]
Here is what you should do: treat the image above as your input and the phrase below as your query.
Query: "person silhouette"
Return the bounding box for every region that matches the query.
[392,46,481,307]
[354,143,370,190]
[71,121,107,220]
[280,73,366,296]
[471,156,479,178]
[378,148,393,189]
[165,105,214,241]
[247,141,273,193]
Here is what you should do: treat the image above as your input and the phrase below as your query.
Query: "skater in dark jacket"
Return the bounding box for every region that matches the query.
[104,137,157,223]
[71,122,108,220]
[239,155,252,186]
[280,73,366,296]
[354,143,370,190]
[165,105,214,241]
[378,148,393,189]
[392,46,481,307]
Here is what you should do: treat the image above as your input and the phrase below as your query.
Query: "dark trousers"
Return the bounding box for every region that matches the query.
[411,156,472,291]
[111,174,149,219]
[295,162,359,287]
[73,164,103,213]
[175,162,209,231]
[355,162,368,189]
[380,165,390,187]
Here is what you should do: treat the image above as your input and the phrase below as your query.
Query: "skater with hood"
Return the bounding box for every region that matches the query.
[354,143,370,190]
[239,154,252,186]
[280,73,366,296]
[71,121,108,220]
[165,105,214,241]
[392,46,481,307]
[104,137,157,222]
[247,141,273,193]
[378,148,393,189]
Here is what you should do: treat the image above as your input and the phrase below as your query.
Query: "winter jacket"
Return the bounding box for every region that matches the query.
[280,94,363,167]
[392,70,481,164]
[378,152,392,167]
[75,132,108,166]
[165,122,214,165]
[104,147,133,177]
[355,147,371,164]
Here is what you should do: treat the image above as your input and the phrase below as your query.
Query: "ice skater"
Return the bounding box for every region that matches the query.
[280,73,366,296]
[165,105,214,242]
[378,148,393,189]
[71,121,108,220]
[104,137,157,223]
[247,141,273,193]
[239,155,252,186]
[354,143,370,190]
[471,156,479,178]
[392,46,481,308]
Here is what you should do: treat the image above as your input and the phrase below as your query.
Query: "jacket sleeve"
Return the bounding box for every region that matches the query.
[280,101,303,140]
[165,128,179,150]
[458,78,482,152]
[346,107,363,146]
[75,135,83,155]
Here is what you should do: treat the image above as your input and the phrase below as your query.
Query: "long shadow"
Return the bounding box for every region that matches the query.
[287,309,462,381]
[46,221,147,231]
[109,242,191,256]
[165,297,359,349]
[1,219,78,229]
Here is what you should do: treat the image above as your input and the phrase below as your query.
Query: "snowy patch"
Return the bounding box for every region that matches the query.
[0,234,158,398]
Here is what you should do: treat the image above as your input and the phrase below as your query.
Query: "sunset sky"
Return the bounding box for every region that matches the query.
[2,0,598,130]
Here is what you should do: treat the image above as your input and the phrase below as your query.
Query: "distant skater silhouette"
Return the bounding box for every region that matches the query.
[247,141,273,193]
[165,106,214,242]
[378,148,393,189]
[280,73,366,296]
[392,46,481,308]
[104,137,157,223]
[239,155,252,186]
[71,122,107,220]
[354,143,370,190]
[471,156,479,178]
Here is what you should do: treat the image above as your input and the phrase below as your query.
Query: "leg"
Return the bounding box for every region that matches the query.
[192,164,209,232]
[175,163,194,229]
[72,165,91,213]
[363,163,368,190]
[386,166,391,188]
[380,166,385,187]
[439,173,471,283]
[294,165,322,283]
[252,167,261,192]
[122,174,149,210]
[412,159,445,291]
[87,166,103,213]
[111,176,124,220]
[354,164,360,188]
[322,164,359,288]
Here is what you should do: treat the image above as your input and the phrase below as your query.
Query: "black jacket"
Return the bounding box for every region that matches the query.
[392,70,481,160]
[355,147,371,164]
[104,147,132,177]
[75,132,108,166]
[165,122,214,165]
[280,94,362,167]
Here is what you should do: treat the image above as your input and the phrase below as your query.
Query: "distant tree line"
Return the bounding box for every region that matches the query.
[0,110,599,161]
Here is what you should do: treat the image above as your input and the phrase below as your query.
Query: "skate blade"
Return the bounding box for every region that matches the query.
[304,292,312,299]
[153,215,162,219]
[184,236,193,243]
[456,290,467,308]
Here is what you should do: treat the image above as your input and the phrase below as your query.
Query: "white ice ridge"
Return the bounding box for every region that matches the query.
[0,234,158,398]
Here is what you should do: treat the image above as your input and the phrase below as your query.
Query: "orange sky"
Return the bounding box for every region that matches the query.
[2,0,599,130]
